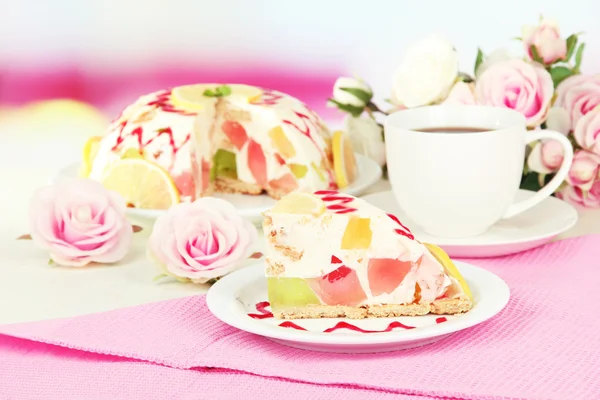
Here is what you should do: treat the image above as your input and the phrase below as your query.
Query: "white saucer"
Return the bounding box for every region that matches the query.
[206,262,509,354]
[53,153,382,224]
[361,190,578,258]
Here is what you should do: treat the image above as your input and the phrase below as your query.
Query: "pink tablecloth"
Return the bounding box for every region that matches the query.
[2,235,600,400]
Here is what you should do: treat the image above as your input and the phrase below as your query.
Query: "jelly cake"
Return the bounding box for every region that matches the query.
[263,191,473,319]
[86,84,357,206]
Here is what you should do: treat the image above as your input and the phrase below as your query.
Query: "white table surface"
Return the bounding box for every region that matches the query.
[1,112,599,325]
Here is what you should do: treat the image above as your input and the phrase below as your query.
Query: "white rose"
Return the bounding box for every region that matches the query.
[475,47,515,78]
[392,35,459,108]
[344,115,386,167]
[330,77,373,108]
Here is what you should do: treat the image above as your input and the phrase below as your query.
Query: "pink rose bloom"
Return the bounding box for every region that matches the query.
[443,81,476,105]
[148,197,257,283]
[527,139,565,174]
[475,59,554,127]
[555,74,600,130]
[565,150,600,191]
[573,106,600,155]
[557,181,600,208]
[521,17,567,64]
[29,178,133,267]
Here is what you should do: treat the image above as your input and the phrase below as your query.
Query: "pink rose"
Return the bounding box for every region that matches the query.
[555,74,600,130]
[443,81,476,105]
[475,59,554,127]
[521,17,567,64]
[29,178,133,267]
[565,150,600,191]
[527,139,565,174]
[573,106,600,155]
[557,181,600,208]
[148,197,257,283]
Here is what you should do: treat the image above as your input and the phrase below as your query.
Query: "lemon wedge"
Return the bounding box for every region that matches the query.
[332,130,358,188]
[171,84,263,111]
[80,136,103,177]
[424,243,473,301]
[270,192,326,216]
[100,158,180,209]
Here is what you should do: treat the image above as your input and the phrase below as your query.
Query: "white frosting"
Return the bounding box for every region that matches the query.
[264,194,453,306]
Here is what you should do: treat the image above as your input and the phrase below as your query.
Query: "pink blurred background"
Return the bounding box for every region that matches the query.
[1,0,599,123]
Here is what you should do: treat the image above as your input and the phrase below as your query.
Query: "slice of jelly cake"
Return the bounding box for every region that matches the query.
[262,191,473,319]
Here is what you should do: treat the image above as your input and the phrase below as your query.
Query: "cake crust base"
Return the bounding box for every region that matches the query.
[272,297,473,320]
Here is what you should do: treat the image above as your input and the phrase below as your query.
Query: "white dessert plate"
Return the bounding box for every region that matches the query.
[53,153,382,224]
[206,262,510,354]
[361,190,578,258]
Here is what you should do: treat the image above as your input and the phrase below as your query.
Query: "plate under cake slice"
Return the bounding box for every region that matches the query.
[262,190,473,319]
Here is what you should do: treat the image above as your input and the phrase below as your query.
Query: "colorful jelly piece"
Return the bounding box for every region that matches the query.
[221,120,248,150]
[311,161,326,182]
[268,126,296,158]
[341,217,372,250]
[288,164,308,179]
[274,153,286,165]
[269,173,299,192]
[172,172,195,198]
[308,265,367,306]
[210,149,237,181]
[367,258,418,297]
[267,277,321,310]
[247,139,268,186]
[200,158,211,192]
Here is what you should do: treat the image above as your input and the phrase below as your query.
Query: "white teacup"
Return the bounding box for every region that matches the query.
[384,105,574,238]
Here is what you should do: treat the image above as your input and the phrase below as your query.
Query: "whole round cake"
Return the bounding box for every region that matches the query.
[84,84,357,208]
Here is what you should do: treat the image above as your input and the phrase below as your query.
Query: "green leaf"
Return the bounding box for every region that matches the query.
[203,89,216,97]
[529,45,544,64]
[520,171,556,192]
[327,98,364,118]
[474,48,484,75]
[520,172,542,191]
[48,259,55,266]
[339,87,373,104]
[216,85,232,96]
[550,66,574,88]
[574,43,585,72]
[565,34,578,60]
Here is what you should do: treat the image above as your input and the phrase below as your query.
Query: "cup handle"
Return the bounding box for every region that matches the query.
[502,130,574,219]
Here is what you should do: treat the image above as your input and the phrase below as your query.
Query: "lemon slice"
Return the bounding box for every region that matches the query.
[80,136,103,177]
[270,192,326,216]
[171,84,263,111]
[100,158,180,209]
[424,243,473,301]
[332,130,358,188]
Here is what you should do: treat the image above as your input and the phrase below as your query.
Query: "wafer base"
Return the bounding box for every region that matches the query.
[272,297,473,320]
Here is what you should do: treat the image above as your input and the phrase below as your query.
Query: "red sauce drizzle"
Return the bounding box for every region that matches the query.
[386,213,415,240]
[323,321,415,333]
[146,90,196,116]
[111,124,191,169]
[247,301,274,319]
[435,317,448,324]
[314,191,357,214]
[250,89,284,106]
[278,321,308,331]
[282,111,336,185]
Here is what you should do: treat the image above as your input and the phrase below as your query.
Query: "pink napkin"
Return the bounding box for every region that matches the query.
[2,235,600,400]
